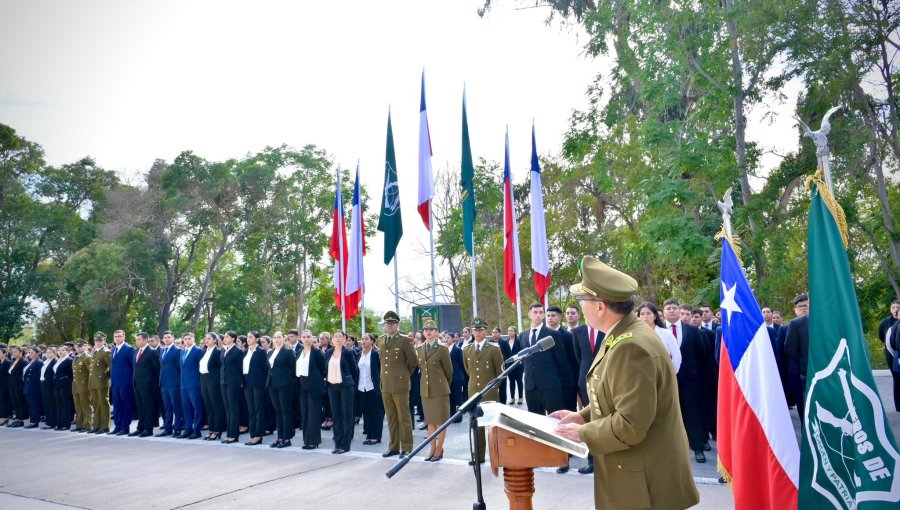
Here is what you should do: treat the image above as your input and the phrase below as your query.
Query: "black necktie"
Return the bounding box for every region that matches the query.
[531,329,537,347]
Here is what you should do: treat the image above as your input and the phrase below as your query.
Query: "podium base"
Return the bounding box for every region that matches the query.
[503,467,535,510]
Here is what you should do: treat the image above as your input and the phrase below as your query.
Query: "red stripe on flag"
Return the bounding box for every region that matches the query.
[534,272,551,305]
[503,181,517,304]
[718,347,798,510]
[417,200,430,230]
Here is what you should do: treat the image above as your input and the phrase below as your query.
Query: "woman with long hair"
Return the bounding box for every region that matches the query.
[199,332,224,441]
[242,331,269,446]
[267,331,297,448]
[325,330,358,454]
[636,302,682,373]
[318,332,333,431]
[506,326,523,405]
[221,331,244,444]
[357,333,384,445]
[296,329,326,449]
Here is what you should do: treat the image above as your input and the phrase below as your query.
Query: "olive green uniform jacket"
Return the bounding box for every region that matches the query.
[577,313,699,510]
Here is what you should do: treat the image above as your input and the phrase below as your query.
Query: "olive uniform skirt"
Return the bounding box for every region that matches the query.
[421,395,450,424]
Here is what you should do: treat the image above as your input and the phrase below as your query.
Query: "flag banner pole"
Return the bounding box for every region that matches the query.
[361,292,366,335]
[337,166,347,332]
[515,278,522,334]
[430,202,436,305]
[471,233,478,320]
[393,256,400,314]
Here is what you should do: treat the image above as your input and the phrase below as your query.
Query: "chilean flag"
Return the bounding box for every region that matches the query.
[417,71,434,230]
[330,167,348,310]
[502,130,521,304]
[344,164,365,319]
[718,236,799,509]
[529,123,550,304]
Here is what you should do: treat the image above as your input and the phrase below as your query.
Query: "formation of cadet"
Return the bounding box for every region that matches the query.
[376,311,418,458]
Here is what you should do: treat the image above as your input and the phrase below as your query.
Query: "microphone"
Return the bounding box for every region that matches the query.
[510,336,555,362]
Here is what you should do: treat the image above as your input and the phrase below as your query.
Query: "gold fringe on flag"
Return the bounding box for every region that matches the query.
[717,458,733,486]
[714,228,742,267]
[804,169,849,247]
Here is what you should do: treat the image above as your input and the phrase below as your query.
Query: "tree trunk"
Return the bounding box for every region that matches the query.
[189,239,228,331]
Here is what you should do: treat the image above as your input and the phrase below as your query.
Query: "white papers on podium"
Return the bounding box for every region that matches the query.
[478,402,589,458]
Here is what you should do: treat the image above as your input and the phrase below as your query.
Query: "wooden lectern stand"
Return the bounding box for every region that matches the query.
[487,426,569,510]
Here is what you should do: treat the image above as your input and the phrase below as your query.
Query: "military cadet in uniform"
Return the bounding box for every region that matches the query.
[463,317,504,465]
[376,311,418,458]
[417,319,452,462]
[88,332,112,434]
[72,341,92,432]
[552,257,699,510]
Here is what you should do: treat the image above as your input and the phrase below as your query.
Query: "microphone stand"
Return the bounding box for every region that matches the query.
[386,352,532,510]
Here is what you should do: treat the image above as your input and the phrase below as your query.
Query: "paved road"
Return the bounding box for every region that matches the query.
[1,374,896,509]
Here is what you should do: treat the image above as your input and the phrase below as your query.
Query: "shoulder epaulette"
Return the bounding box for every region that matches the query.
[607,331,633,349]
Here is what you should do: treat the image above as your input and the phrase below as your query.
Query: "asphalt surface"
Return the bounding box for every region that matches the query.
[1,373,896,509]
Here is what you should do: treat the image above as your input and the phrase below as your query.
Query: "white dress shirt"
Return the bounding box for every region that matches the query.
[665,320,684,346]
[268,347,281,368]
[654,326,683,374]
[53,357,65,373]
[200,347,215,374]
[242,348,253,375]
[40,359,52,381]
[357,350,374,391]
[296,350,311,377]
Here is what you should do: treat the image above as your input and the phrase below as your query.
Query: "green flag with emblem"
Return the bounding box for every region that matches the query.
[461,90,475,256]
[799,178,899,509]
[378,111,403,264]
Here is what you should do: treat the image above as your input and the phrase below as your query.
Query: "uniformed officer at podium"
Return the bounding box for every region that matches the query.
[552,257,699,510]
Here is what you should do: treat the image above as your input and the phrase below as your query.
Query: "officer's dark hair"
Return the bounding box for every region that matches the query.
[237,335,247,347]
[492,328,502,335]
[149,335,159,341]
[692,310,702,317]
[288,329,299,336]
[63,342,74,349]
[0,343,6,350]
[892,299,900,306]
[529,303,544,311]
[679,303,693,312]
[248,331,260,341]
[663,298,680,308]
[636,302,664,328]
[603,299,635,316]
[225,331,237,341]
[565,305,579,314]
[793,294,809,305]
[547,305,563,314]
[163,330,174,337]
[137,332,148,341]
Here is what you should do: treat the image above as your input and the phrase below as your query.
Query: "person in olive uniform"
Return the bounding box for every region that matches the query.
[463,317,504,464]
[552,257,699,510]
[376,311,418,458]
[416,319,453,462]
[72,342,93,432]
[88,332,112,434]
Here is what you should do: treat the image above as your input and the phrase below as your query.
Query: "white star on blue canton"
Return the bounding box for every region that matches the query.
[720,281,743,324]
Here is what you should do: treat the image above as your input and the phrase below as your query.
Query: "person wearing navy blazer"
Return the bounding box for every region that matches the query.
[296,330,326,449]
[518,304,568,415]
[356,333,383,444]
[242,332,269,446]
[6,346,27,427]
[448,337,467,421]
[220,331,244,443]
[132,333,160,437]
[325,331,359,454]
[267,332,297,448]
[39,348,57,429]
[179,333,205,439]
[199,333,225,440]
[53,345,75,431]
[109,331,136,435]
[157,332,183,437]
[22,347,44,427]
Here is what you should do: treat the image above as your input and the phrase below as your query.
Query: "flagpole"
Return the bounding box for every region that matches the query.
[470,233,478,320]
[515,278,523,334]
[393,257,400,313]
[429,202,436,305]
[337,165,347,332]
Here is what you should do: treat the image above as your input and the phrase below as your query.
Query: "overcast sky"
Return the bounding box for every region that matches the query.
[1,1,802,321]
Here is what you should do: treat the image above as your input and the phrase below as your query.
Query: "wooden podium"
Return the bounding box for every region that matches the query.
[487,426,569,510]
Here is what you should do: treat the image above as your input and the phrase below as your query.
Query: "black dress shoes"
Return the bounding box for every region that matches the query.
[382,450,400,458]
[24,423,38,429]
[177,431,191,439]
[332,448,346,454]
[139,431,152,438]
[578,464,594,475]
[188,432,201,440]
[128,431,141,437]
[694,450,707,463]
[277,440,292,449]
[41,425,55,430]
[270,440,282,448]
[399,451,410,459]
[556,466,570,474]
[108,428,121,435]
[155,431,171,437]
[703,441,712,452]
[115,430,129,436]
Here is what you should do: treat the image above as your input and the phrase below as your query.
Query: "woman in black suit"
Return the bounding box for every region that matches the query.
[267,331,297,448]
[242,331,269,446]
[0,347,11,425]
[53,344,74,431]
[200,333,225,440]
[506,326,524,405]
[325,330,358,454]
[6,346,26,427]
[296,329,326,449]
[39,346,57,430]
[236,335,249,434]
[220,331,244,444]
[357,333,384,445]
[260,336,276,435]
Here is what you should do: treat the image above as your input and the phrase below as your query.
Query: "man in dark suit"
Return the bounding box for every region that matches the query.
[784,294,810,422]
[686,305,718,446]
[448,335,467,423]
[572,322,604,474]
[39,347,57,430]
[132,332,160,437]
[52,344,75,431]
[546,305,579,413]
[109,330,135,436]
[157,331,183,437]
[179,332,205,439]
[519,303,569,416]
[287,329,302,431]
[663,299,709,463]
[22,347,44,428]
